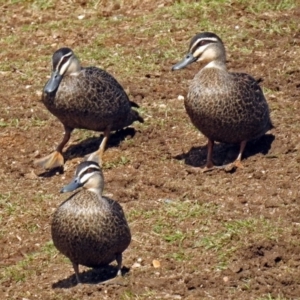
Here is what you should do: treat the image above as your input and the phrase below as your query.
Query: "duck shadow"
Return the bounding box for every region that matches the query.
[52,265,130,288]
[175,134,275,168]
[38,127,136,177]
[64,127,137,161]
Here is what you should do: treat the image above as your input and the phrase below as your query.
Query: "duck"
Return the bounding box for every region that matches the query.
[51,161,131,284]
[35,47,143,170]
[172,32,273,172]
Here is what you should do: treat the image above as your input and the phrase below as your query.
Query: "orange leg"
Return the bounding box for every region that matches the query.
[202,139,247,173]
[233,140,247,168]
[202,139,215,172]
[224,140,247,171]
[34,125,73,169]
[86,126,111,166]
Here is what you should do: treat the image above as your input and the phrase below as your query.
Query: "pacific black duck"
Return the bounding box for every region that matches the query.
[35,47,143,170]
[172,32,273,171]
[51,161,131,284]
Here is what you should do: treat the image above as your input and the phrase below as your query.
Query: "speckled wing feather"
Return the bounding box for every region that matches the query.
[230,72,273,137]
[185,68,272,144]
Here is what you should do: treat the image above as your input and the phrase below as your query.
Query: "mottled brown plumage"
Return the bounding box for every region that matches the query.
[35,47,143,170]
[51,161,131,284]
[172,32,273,171]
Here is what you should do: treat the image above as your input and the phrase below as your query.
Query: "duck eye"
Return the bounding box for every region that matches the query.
[199,40,210,47]
[60,56,70,66]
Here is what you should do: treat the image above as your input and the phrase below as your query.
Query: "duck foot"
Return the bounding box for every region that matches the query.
[98,276,127,286]
[34,151,64,170]
[186,161,243,174]
[223,160,243,172]
[202,161,224,173]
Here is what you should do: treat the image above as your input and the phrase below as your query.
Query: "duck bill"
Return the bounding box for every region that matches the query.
[60,177,82,193]
[172,53,197,71]
[44,70,63,94]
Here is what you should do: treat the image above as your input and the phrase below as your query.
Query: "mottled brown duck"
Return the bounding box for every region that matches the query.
[35,47,143,170]
[51,161,131,284]
[172,32,273,171]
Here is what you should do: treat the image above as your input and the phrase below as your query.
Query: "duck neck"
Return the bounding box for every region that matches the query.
[203,60,227,71]
[67,57,81,75]
[88,188,103,198]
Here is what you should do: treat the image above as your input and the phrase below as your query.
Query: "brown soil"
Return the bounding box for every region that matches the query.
[1,1,300,299]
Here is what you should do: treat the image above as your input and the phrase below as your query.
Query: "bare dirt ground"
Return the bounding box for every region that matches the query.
[1,1,300,299]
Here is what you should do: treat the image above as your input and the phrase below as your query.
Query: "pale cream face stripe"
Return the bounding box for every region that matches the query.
[57,52,73,75]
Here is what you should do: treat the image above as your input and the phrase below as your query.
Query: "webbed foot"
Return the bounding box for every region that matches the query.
[34,151,64,170]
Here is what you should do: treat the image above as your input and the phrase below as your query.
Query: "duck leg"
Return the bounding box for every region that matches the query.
[116,253,123,276]
[225,140,247,170]
[99,253,124,285]
[86,126,111,166]
[72,262,81,284]
[203,139,247,172]
[202,139,215,172]
[34,125,73,169]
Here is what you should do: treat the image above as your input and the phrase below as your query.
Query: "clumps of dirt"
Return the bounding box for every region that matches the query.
[223,240,300,298]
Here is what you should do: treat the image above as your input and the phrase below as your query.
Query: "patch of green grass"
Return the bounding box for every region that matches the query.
[128,201,220,263]
[257,294,289,300]
[32,191,55,204]
[0,118,20,128]
[197,217,285,270]
[30,117,48,127]
[8,0,55,9]
[164,200,217,220]
[242,0,296,13]
[121,290,135,300]
[164,230,186,244]
[0,240,55,284]
[103,155,130,169]
[168,249,190,262]
[32,0,55,10]
[41,240,57,256]
[0,192,18,216]
[164,0,228,20]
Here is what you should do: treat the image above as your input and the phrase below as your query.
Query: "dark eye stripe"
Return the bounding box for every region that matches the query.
[78,166,101,179]
[85,167,97,174]
[75,161,101,178]
[56,53,72,71]
[190,37,218,53]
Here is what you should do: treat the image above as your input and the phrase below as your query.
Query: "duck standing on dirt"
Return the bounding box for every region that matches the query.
[51,161,131,284]
[35,47,143,170]
[172,32,273,172]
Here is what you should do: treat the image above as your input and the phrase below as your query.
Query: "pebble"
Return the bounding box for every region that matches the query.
[132,262,141,268]
[152,259,161,268]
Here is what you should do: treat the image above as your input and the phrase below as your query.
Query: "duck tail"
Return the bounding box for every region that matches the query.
[133,110,144,123]
[125,108,144,126]
[130,100,140,108]
[256,77,264,85]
